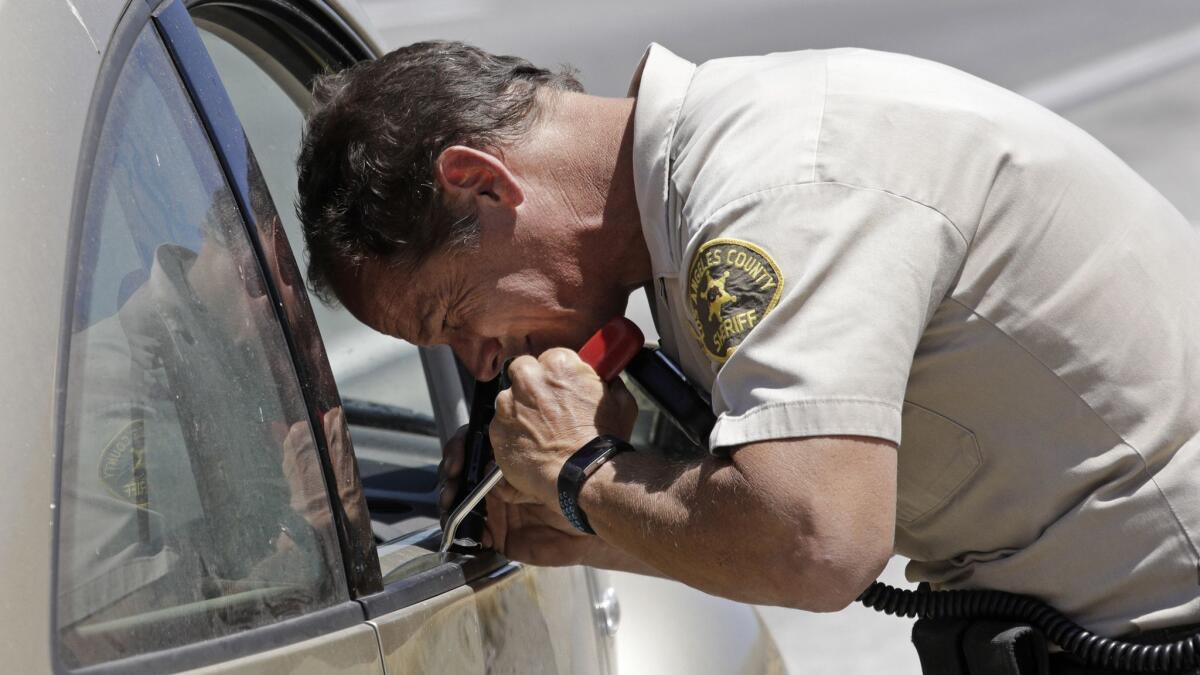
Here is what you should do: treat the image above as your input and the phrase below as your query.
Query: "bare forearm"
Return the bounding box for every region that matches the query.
[577,451,809,607]
[576,439,895,611]
[580,536,667,578]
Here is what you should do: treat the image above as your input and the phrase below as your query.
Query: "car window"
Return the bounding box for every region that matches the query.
[56,25,347,668]
[194,21,433,418]
[191,13,446,544]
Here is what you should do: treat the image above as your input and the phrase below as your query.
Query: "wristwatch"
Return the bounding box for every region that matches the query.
[557,435,633,534]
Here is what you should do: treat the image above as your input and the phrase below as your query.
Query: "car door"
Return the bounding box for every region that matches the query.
[53,1,382,672]
[182,0,617,672]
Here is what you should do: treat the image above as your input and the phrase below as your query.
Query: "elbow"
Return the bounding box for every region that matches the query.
[779,531,893,613]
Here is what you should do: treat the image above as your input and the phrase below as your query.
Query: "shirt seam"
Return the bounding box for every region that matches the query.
[663,61,701,269]
[811,54,829,183]
[697,180,970,248]
[945,295,1200,573]
[721,396,901,419]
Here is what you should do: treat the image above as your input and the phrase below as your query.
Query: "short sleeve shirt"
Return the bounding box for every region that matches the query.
[628,44,1200,636]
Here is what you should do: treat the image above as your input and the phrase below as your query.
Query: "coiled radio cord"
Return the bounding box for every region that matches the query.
[857,582,1200,673]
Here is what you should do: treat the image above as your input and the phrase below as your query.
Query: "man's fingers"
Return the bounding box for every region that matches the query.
[484,491,511,553]
[491,477,543,505]
[438,425,469,482]
[605,377,641,434]
[538,346,580,371]
[282,421,311,453]
[505,354,541,389]
[438,475,462,516]
[436,426,471,526]
[503,525,588,566]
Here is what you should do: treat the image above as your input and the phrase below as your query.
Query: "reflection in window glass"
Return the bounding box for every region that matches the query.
[196,25,434,417]
[56,27,345,667]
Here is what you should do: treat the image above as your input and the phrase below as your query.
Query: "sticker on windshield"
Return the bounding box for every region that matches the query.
[687,238,784,363]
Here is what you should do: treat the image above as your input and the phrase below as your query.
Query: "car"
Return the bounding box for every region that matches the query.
[0,0,786,672]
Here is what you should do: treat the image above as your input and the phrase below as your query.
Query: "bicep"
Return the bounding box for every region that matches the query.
[730,435,897,562]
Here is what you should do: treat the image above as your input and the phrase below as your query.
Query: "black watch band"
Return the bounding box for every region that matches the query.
[557,435,633,534]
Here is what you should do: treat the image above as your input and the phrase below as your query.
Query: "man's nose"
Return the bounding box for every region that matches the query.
[452,335,503,381]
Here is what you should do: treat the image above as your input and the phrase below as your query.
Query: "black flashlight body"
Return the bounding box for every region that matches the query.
[626,347,716,449]
[450,377,501,549]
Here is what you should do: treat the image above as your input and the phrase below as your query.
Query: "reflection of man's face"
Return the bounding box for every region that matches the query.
[264,213,342,399]
[185,221,275,352]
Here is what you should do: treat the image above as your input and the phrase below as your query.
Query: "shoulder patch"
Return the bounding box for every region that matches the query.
[687,238,784,362]
[99,419,149,507]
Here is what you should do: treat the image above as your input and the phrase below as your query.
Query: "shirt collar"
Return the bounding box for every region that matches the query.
[627,43,696,278]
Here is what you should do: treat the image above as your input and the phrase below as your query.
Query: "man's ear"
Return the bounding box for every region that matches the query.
[434,146,524,210]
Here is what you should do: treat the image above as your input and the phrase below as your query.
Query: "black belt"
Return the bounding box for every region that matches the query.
[912,617,1200,675]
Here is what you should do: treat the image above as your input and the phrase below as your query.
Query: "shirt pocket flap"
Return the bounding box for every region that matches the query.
[897,402,982,524]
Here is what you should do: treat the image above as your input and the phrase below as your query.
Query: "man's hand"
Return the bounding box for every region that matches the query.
[437,424,470,526]
[438,419,612,566]
[281,418,330,531]
[489,348,639,508]
[437,411,659,576]
[483,490,598,566]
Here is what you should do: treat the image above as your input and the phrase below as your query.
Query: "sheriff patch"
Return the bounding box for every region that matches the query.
[99,419,149,507]
[687,238,784,362]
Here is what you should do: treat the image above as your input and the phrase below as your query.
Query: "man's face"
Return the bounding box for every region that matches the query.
[334,241,628,381]
[331,139,638,380]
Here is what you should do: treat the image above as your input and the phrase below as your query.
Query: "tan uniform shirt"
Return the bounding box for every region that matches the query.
[629,44,1200,636]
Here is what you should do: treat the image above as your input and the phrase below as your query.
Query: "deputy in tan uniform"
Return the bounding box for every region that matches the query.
[296,39,1200,670]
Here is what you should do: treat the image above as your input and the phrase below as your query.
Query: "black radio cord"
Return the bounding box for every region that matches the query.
[857,582,1200,673]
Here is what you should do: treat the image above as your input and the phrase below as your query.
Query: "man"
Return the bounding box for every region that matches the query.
[296,40,1200,663]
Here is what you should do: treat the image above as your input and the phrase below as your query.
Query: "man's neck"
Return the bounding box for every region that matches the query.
[518,93,651,296]
[595,96,649,295]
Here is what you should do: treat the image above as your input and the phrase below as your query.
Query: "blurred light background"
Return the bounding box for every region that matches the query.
[329,1,1200,671]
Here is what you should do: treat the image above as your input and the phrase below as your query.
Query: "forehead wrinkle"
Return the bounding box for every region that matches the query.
[417,301,436,345]
[369,272,416,343]
[393,252,463,345]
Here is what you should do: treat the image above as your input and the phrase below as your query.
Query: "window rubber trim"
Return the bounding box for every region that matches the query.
[186,0,375,67]
[52,0,155,671]
[65,601,365,675]
[152,0,383,597]
[359,551,518,620]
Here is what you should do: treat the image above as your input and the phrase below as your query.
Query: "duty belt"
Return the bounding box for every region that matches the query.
[911,616,1200,675]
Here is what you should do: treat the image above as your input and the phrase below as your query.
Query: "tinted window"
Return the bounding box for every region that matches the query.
[194,15,444,542]
[195,21,434,417]
[56,26,346,667]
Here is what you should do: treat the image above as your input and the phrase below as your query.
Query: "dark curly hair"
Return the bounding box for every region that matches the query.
[295,40,583,304]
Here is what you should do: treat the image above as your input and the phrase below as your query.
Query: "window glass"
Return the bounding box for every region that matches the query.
[195,23,434,418]
[195,19,443,542]
[56,27,346,668]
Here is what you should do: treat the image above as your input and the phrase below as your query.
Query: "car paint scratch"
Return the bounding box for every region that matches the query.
[62,0,99,54]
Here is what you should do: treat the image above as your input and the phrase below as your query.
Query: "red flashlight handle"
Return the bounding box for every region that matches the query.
[578,317,645,382]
